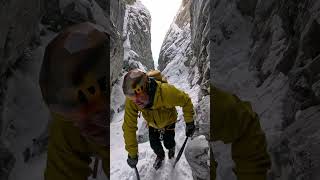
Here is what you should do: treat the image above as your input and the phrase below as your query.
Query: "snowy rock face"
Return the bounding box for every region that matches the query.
[188,0,211,179]
[0,0,42,178]
[0,143,15,180]
[158,0,192,72]
[122,0,154,71]
[189,0,210,98]
[110,0,153,121]
[211,0,320,179]
[0,0,41,75]
[158,0,211,179]
[41,0,125,83]
[1,1,123,179]
[110,0,126,83]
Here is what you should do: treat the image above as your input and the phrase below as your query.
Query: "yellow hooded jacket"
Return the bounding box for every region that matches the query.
[122,80,194,157]
[44,113,109,180]
[211,85,271,180]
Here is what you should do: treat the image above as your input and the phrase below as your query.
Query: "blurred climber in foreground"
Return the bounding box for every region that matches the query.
[39,22,109,179]
[122,69,196,170]
[210,85,271,180]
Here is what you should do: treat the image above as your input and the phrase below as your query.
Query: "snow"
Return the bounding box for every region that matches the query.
[4,1,199,179]
[5,29,55,180]
[123,0,151,36]
[122,0,152,71]
[210,1,294,179]
[110,55,198,179]
[111,18,199,180]
[110,89,195,180]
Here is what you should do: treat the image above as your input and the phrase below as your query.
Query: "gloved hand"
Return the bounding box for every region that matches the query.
[127,154,138,168]
[186,122,195,137]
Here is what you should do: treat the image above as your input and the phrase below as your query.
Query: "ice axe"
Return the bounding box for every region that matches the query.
[173,136,189,168]
[134,166,140,180]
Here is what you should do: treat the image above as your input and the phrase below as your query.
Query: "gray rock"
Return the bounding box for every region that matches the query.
[123,0,154,70]
[211,0,320,179]
[95,0,108,10]
[185,136,210,180]
[158,0,211,178]
[110,0,125,83]
[189,0,210,96]
[195,95,210,139]
[1,1,125,179]
[236,0,257,17]
[41,0,125,84]
[312,80,320,99]
[0,0,42,76]
[0,142,15,180]
[158,0,191,71]
[0,1,42,178]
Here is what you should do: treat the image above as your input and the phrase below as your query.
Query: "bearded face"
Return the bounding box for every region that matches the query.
[127,91,150,109]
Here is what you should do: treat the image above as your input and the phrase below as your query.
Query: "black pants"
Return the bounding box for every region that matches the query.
[149,123,176,158]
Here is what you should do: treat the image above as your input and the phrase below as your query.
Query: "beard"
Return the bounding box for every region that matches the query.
[134,93,150,109]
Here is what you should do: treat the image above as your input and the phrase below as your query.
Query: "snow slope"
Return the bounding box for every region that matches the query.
[110,6,199,177]
[110,59,199,179]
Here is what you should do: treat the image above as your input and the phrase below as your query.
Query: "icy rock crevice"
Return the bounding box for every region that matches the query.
[158,0,210,179]
[211,0,320,179]
[1,0,123,179]
[111,0,154,121]
[122,0,154,71]
[0,0,43,178]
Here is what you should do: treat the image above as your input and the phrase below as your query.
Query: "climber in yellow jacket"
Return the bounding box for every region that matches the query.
[122,69,196,170]
[211,85,271,180]
[39,22,110,179]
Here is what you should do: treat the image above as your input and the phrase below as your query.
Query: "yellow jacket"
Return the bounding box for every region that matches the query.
[122,80,194,157]
[44,113,109,180]
[211,85,271,180]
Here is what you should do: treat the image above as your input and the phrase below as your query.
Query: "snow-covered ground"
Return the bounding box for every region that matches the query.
[110,22,200,178]
[110,64,199,180]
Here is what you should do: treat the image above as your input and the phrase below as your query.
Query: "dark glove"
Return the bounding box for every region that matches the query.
[127,154,138,168]
[186,122,195,137]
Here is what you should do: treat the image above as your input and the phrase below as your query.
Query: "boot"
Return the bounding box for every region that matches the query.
[168,147,175,159]
[153,155,164,170]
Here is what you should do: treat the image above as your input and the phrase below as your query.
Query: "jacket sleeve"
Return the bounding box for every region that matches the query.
[230,100,271,180]
[44,113,92,180]
[211,86,271,179]
[122,98,139,157]
[162,83,194,123]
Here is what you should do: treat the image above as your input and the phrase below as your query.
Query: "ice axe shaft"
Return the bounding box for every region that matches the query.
[134,166,140,180]
[173,136,189,168]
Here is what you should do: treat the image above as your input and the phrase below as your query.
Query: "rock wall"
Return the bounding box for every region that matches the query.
[110,0,154,123]
[158,0,191,72]
[189,0,210,122]
[122,0,154,71]
[40,0,125,83]
[0,0,126,179]
[211,0,320,179]
[158,0,211,179]
[0,0,43,178]
[110,0,126,84]
[187,0,211,179]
